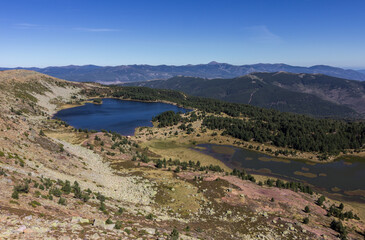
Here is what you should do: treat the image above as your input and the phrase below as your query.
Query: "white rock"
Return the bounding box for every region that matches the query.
[142,228,156,235]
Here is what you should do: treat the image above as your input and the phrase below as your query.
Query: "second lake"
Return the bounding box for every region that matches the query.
[192,144,365,203]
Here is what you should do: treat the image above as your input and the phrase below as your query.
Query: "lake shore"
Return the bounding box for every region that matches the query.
[56,97,365,165]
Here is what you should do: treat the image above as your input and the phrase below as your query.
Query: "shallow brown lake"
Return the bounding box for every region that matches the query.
[192,144,365,203]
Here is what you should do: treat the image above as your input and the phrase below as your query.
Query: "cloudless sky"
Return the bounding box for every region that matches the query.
[1,0,364,68]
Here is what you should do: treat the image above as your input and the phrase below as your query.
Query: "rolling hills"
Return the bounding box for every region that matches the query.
[2,62,365,83]
[125,72,365,118]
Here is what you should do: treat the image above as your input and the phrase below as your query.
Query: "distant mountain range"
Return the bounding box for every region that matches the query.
[125,72,365,119]
[1,62,365,82]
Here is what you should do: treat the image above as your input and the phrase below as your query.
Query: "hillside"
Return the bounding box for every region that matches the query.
[2,62,365,82]
[0,70,364,239]
[125,72,365,118]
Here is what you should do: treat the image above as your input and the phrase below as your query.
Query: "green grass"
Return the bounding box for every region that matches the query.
[335,155,365,162]
[28,200,41,208]
[150,140,190,149]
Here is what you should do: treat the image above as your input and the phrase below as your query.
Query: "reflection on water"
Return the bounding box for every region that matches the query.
[193,144,365,202]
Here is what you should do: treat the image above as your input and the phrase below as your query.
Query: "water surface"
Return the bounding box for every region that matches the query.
[54,98,189,135]
[193,144,365,202]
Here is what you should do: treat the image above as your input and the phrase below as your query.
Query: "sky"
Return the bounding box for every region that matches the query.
[1,0,365,68]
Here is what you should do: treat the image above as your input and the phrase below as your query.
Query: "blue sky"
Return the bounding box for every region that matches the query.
[1,0,365,68]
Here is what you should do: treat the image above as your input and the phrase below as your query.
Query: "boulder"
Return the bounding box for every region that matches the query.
[104,224,115,230]
[142,228,156,235]
[93,219,105,228]
[80,218,90,224]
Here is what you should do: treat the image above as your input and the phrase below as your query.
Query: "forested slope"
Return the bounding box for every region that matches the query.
[126,73,365,118]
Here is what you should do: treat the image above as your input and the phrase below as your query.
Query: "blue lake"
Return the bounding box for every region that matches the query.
[54,98,189,135]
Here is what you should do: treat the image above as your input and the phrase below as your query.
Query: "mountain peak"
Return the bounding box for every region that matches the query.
[208,61,221,65]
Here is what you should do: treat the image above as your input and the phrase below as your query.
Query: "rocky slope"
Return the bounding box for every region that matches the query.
[0,70,364,239]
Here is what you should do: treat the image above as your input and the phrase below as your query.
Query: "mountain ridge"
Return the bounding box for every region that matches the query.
[358,69,365,75]
[1,62,365,82]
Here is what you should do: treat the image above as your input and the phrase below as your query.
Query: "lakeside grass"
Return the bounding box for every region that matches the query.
[55,99,96,112]
[140,139,231,172]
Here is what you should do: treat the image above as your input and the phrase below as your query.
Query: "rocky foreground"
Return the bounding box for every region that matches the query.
[0,70,364,239]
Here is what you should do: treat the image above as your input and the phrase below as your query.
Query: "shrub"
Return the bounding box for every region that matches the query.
[99,202,106,212]
[0,168,6,176]
[41,178,53,189]
[50,188,62,197]
[96,192,106,202]
[80,193,90,202]
[117,207,124,215]
[317,195,325,206]
[58,197,67,206]
[146,213,154,220]
[330,220,347,239]
[14,183,29,193]
[105,218,113,224]
[156,161,163,168]
[114,221,123,229]
[11,190,19,199]
[140,154,149,163]
[170,228,179,240]
[35,191,41,198]
[19,160,25,167]
[339,203,344,210]
[303,217,309,224]
[61,180,71,194]
[304,206,310,213]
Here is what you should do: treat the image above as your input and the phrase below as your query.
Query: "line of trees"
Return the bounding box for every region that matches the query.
[202,116,364,155]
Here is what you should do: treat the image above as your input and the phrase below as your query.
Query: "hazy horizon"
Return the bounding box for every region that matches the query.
[2,62,365,71]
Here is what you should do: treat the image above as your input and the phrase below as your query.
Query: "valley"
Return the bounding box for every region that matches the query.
[0,70,364,240]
